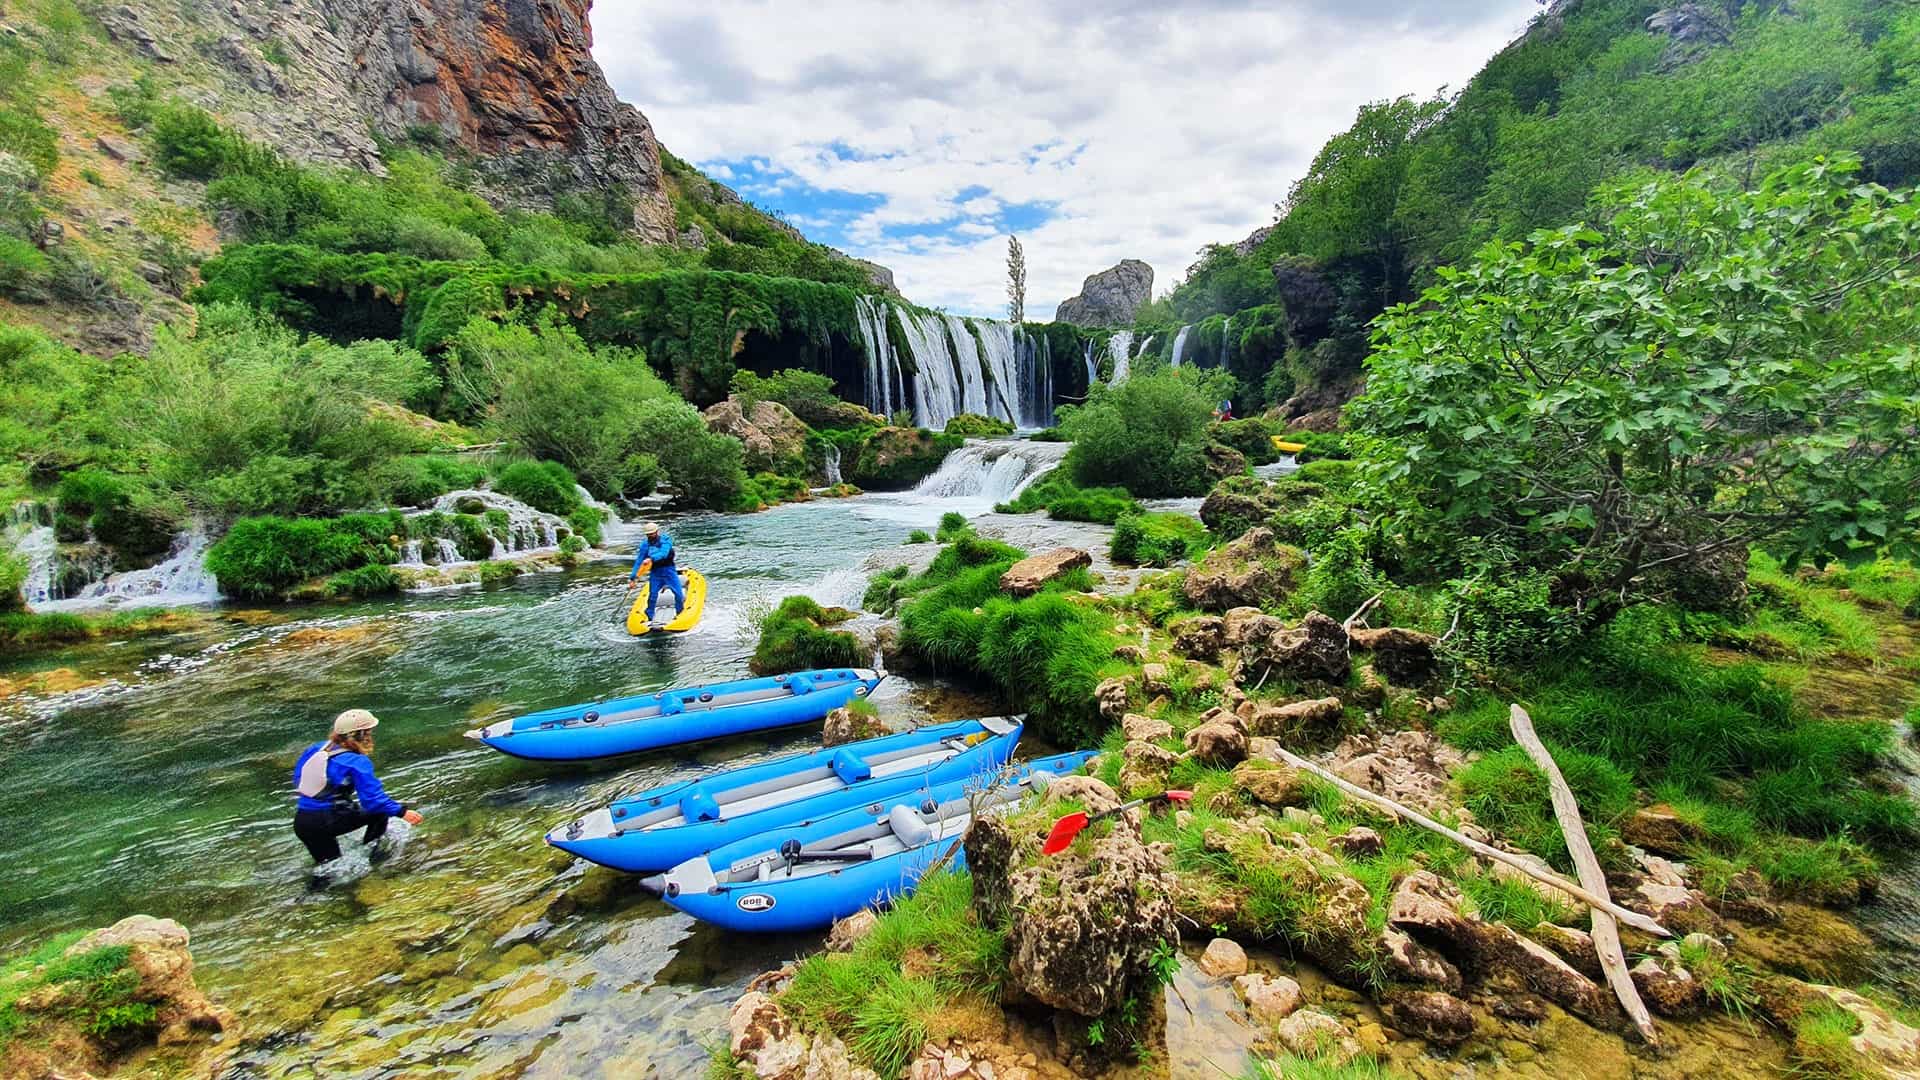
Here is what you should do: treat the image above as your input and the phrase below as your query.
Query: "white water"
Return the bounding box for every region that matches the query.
[908,439,1069,503]
[823,444,844,486]
[942,313,993,420]
[1083,340,1098,390]
[27,527,224,612]
[1220,314,1232,369]
[1108,330,1135,384]
[415,489,571,566]
[1171,325,1192,368]
[853,296,910,421]
[895,309,964,430]
[853,297,1054,429]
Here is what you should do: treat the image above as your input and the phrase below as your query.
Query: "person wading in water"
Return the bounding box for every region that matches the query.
[292,709,421,866]
[630,522,685,627]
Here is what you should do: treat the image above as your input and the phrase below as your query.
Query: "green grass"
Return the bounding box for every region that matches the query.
[1790,999,1868,1079]
[750,595,862,675]
[1454,745,1636,874]
[1110,512,1209,568]
[780,871,1004,1076]
[1747,552,1882,661]
[0,933,156,1051]
[1243,1050,1390,1079]
[994,475,1140,525]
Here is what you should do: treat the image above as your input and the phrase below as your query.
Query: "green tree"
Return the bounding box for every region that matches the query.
[1061,368,1232,498]
[1354,158,1920,604]
[1006,235,1026,324]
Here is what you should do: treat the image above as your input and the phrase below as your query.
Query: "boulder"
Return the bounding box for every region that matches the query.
[1237,973,1304,1026]
[1121,713,1174,743]
[1095,678,1130,722]
[1222,606,1271,646]
[1244,696,1344,739]
[1140,662,1171,697]
[1000,547,1092,597]
[1230,760,1306,808]
[1173,616,1227,661]
[1276,1010,1360,1062]
[1387,872,1611,1020]
[746,400,809,462]
[1645,3,1734,68]
[1043,774,1128,818]
[1239,611,1350,685]
[1622,805,1705,858]
[1119,741,1180,793]
[1203,442,1248,480]
[1199,476,1289,542]
[1347,626,1440,686]
[1378,928,1462,992]
[821,706,889,748]
[1808,985,1920,1078]
[703,398,777,468]
[1183,720,1249,766]
[1054,259,1154,327]
[1527,923,1604,983]
[1198,937,1248,979]
[1183,527,1305,612]
[1383,990,1476,1047]
[1630,957,1706,1018]
[1328,826,1383,858]
[1112,643,1146,663]
[1323,730,1466,816]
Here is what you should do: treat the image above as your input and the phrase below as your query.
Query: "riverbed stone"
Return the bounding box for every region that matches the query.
[1198,938,1248,979]
[1383,989,1477,1047]
[1387,871,1611,1021]
[1183,719,1249,766]
[1236,973,1303,1025]
[1276,1010,1360,1062]
[999,547,1092,597]
[1121,713,1173,742]
[1244,696,1344,739]
[822,705,889,747]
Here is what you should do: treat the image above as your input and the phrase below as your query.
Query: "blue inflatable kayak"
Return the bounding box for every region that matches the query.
[545,717,1023,873]
[650,749,1099,932]
[466,668,884,761]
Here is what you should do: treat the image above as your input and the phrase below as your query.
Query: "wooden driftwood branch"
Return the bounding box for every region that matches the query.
[1509,705,1660,1044]
[1264,744,1673,938]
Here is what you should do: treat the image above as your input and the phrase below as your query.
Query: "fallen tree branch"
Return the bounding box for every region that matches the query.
[1436,608,1462,645]
[1263,743,1672,938]
[1343,591,1385,632]
[1509,705,1661,1044]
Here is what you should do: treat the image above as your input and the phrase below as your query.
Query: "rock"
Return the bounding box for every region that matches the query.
[1244,696,1344,738]
[1231,760,1306,808]
[1240,611,1349,686]
[1203,441,1248,480]
[704,399,776,465]
[1323,730,1465,816]
[849,427,958,491]
[1095,678,1129,722]
[1173,616,1227,661]
[908,1037,1036,1080]
[1111,644,1145,663]
[703,397,808,472]
[827,910,879,952]
[1236,973,1304,1025]
[1183,527,1305,612]
[1622,873,1722,936]
[1054,259,1154,327]
[1119,740,1180,793]
[1043,774,1127,818]
[1621,805,1704,858]
[1347,626,1440,686]
[678,224,709,249]
[1140,662,1171,696]
[1378,928,1462,992]
[1680,931,1728,963]
[1527,923,1604,983]
[976,817,1178,1017]
[1121,713,1173,742]
[1222,606,1270,646]
[999,547,1092,597]
[1809,985,1920,1078]
[1387,872,1611,1020]
[1276,1010,1359,1063]
[1183,720,1248,766]
[1329,826,1383,857]
[1630,957,1705,1018]
[95,134,141,162]
[1383,990,1476,1047]
[1198,938,1248,979]
[1703,868,1780,924]
[1646,3,1734,67]
[729,990,880,1080]
[821,705,889,748]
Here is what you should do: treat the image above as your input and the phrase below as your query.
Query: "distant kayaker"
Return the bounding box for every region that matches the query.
[292,709,421,865]
[630,522,686,626]
[1217,399,1233,422]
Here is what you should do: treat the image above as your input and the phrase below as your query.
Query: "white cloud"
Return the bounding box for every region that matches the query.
[594,2,1540,319]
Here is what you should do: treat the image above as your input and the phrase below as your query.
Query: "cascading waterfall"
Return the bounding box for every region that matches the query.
[1220,313,1232,370]
[941,313,993,419]
[895,309,964,430]
[25,527,223,611]
[823,444,844,486]
[1017,328,1053,428]
[420,490,566,563]
[1107,330,1135,384]
[1170,325,1192,368]
[1083,340,1098,390]
[853,296,910,421]
[972,320,1025,424]
[851,298,1056,429]
[908,440,1071,502]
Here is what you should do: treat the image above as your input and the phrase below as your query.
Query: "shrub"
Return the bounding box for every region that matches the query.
[378,455,487,507]
[149,101,241,179]
[730,368,872,429]
[995,475,1138,524]
[0,550,25,612]
[326,563,399,598]
[0,234,49,292]
[906,529,932,544]
[0,107,60,177]
[1211,417,1284,465]
[943,413,1014,438]
[731,471,810,512]
[1110,512,1208,567]
[1061,369,1229,498]
[751,595,863,674]
[205,516,380,598]
[1294,527,1384,619]
[492,459,581,516]
[1439,571,1581,668]
[847,428,961,490]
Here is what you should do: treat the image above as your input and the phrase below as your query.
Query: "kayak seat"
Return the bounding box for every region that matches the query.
[889,803,933,847]
[660,696,685,716]
[830,749,871,785]
[680,789,722,823]
[787,674,815,695]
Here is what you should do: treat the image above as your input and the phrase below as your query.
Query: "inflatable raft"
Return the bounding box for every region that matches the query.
[546,717,1023,873]
[628,568,707,635]
[650,749,1099,932]
[466,668,884,761]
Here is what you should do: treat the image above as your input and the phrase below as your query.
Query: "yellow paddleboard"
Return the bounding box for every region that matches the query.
[627,567,707,636]
[1271,436,1307,453]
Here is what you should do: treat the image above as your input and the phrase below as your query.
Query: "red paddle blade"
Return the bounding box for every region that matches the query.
[1164,790,1194,803]
[1041,811,1091,855]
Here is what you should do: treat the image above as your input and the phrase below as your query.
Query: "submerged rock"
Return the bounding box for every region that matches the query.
[1383,989,1477,1047]
[1236,973,1304,1026]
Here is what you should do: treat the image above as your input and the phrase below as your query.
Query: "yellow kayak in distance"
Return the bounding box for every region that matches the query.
[1270,436,1307,454]
[627,567,707,636]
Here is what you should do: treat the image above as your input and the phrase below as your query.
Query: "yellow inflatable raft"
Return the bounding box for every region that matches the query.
[627,567,707,635]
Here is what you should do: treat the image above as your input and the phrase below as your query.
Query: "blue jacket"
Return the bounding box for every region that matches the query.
[293,743,405,816]
[631,534,676,579]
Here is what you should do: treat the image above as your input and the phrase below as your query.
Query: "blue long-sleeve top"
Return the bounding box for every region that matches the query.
[293,743,406,815]
[631,534,675,578]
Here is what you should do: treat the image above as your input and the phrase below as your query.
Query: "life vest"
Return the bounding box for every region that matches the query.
[296,746,357,812]
[648,539,675,570]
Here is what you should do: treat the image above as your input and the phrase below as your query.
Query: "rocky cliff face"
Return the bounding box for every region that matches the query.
[1054,259,1153,327]
[98,0,678,240]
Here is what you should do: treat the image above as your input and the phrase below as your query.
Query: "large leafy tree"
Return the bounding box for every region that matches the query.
[1354,158,1920,604]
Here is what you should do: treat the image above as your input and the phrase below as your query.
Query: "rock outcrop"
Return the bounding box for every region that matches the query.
[1238,611,1351,685]
[704,397,810,471]
[1182,527,1305,612]
[1387,872,1611,1020]
[1054,260,1154,327]
[999,547,1092,597]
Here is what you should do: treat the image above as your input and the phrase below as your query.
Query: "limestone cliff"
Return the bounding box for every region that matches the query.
[1054,259,1154,327]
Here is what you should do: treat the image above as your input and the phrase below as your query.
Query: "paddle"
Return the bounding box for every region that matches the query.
[1041,790,1191,856]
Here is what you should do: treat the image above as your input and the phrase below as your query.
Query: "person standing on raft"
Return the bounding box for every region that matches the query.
[292,709,421,865]
[630,522,685,626]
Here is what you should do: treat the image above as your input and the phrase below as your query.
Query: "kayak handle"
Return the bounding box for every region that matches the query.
[778,838,875,864]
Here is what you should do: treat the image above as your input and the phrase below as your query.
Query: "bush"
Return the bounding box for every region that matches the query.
[995,475,1139,524]
[935,511,969,542]
[0,550,25,612]
[149,102,241,179]
[1110,512,1209,567]
[731,368,872,428]
[751,595,862,674]
[943,413,1014,438]
[326,563,399,598]
[205,516,382,598]
[378,455,487,507]
[1211,417,1284,465]
[847,428,960,490]
[492,459,581,516]
[731,471,810,512]
[906,529,932,544]
[1439,571,1581,669]
[1295,527,1385,618]
[1061,369,1229,498]
[0,234,49,292]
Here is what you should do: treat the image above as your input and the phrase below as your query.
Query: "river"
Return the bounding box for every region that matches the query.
[0,450,1067,1078]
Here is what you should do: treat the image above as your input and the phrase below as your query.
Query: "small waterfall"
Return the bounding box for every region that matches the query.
[854,296,910,421]
[26,527,223,612]
[941,313,993,419]
[433,538,462,564]
[1219,314,1232,370]
[896,309,964,430]
[398,540,424,566]
[908,440,1071,502]
[1107,330,1135,384]
[1170,325,1192,368]
[823,443,844,486]
[6,500,51,531]
[1083,340,1098,390]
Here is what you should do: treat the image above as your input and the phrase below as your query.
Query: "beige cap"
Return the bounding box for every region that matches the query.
[333,709,380,736]
[644,522,661,535]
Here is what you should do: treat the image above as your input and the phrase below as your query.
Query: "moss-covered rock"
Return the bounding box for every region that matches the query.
[1181,527,1305,612]
[846,427,961,490]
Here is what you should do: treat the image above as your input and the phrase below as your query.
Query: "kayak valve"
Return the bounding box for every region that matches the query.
[638,874,667,895]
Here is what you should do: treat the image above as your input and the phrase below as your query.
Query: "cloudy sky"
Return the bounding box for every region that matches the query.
[593,2,1542,319]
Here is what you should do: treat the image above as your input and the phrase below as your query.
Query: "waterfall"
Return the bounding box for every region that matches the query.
[398,540,424,566]
[908,440,1071,502]
[823,443,844,486]
[418,489,571,564]
[972,320,1025,424]
[433,538,462,564]
[1083,340,1098,390]
[852,298,1057,429]
[854,296,909,421]
[894,309,962,430]
[1170,325,1192,368]
[25,527,223,612]
[1107,330,1135,384]
[1220,314,1232,370]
